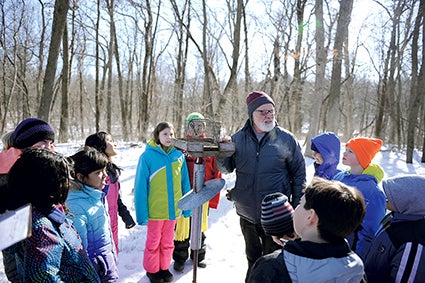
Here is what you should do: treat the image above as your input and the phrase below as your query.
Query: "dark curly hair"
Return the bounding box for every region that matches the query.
[7,148,71,211]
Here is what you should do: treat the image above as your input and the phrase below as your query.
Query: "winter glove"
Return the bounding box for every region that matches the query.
[226,189,233,201]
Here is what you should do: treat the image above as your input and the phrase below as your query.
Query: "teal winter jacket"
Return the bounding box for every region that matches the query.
[134,140,191,225]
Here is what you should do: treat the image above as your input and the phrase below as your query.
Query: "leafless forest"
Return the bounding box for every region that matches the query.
[0,0,424,162]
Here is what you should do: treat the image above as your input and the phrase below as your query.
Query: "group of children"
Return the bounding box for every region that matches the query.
[0,114,221,283]
[0,118,135,282]
[248,131,424,282]
[1,117,424,283]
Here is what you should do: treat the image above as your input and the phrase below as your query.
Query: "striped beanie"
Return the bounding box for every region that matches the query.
[261,192,294,237]
[13,118,55,149]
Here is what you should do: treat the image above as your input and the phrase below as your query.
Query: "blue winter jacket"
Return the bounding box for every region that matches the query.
[218,120,306,224]
[311,132,341,179]
[333,170,386,259]
[134,140,191,225]
[66,182,118,282]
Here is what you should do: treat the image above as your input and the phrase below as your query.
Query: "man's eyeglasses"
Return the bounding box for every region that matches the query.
[255,109,275,116]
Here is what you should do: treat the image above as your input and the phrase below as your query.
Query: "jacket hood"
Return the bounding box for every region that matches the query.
[147,139,175,154]
[311,132,341,165]
[311,132,341,178]
[362,163,384,183]
[284,239,364,282]
[383,175,425,215]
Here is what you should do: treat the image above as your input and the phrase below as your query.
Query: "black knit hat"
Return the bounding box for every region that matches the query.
[261,192,294,237]
[13,118,55,149]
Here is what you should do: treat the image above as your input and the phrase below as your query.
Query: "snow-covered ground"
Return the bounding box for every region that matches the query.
[1,142,424,283]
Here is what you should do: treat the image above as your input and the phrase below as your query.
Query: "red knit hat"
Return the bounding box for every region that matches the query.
[246,91,275,118]
[346,137,382,169]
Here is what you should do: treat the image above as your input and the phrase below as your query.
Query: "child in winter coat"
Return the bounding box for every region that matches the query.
[249,177,366,283]
[333,137,386,260]
[66,147,118,282]
[6,148,100,282]
[134,122,191,283]
[85,131,136,253]
[364,175,425,282]
[173,112,223,272]
[311,132,341,180]
[0,117,56,282]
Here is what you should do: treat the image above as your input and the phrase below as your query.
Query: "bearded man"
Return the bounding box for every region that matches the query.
[218,91,306,282]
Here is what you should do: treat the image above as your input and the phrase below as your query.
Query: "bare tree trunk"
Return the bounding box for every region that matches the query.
[35,0,46,104]
[139,0,155,141]
[288,0,306,134]
[216,0,243,120]
[305,0,325,156]
[170,0,190,136]
[38,0,70,122]
[59,22,69,143]
[201,0,213,116]
[113,27,127,140]
[95,0,101,132]
[271,37,281,103]
[325,0,353,132]
[106,0,115,133]
[407,0,424,163]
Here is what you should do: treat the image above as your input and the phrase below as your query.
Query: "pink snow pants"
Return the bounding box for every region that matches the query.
[143,219,177,273]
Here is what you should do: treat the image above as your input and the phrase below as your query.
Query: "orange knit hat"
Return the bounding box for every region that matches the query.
[346,137,382,169]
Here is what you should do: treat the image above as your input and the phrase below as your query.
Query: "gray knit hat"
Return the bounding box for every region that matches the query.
[261,192,294,237]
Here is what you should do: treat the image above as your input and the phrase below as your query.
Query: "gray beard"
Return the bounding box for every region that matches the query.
[257,120,275,132]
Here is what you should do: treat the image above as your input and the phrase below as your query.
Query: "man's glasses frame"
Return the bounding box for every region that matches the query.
[255,109,275,116]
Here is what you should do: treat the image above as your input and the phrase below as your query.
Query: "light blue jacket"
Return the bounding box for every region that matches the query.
[66,182,118,282]
[134,140,191,225]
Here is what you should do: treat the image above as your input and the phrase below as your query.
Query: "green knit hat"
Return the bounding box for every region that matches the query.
[185,112,205,128]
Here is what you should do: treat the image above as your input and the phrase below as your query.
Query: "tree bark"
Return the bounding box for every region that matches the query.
[325,0,353,132]
[59,22,69,143]
[37,0,70,122]
[407,0,425,163]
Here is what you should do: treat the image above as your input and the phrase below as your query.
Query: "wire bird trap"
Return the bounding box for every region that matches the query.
[172,118,235,157]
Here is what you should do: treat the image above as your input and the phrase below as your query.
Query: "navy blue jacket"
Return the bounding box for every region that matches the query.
[219,120,306,224]
[364,213,425,282]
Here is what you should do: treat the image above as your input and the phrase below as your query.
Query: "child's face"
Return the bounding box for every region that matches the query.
[84,167,107,189]
[312,151,324,164]
[105,134,117,157]
[159,127,174,147]
[342,146,361,167]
